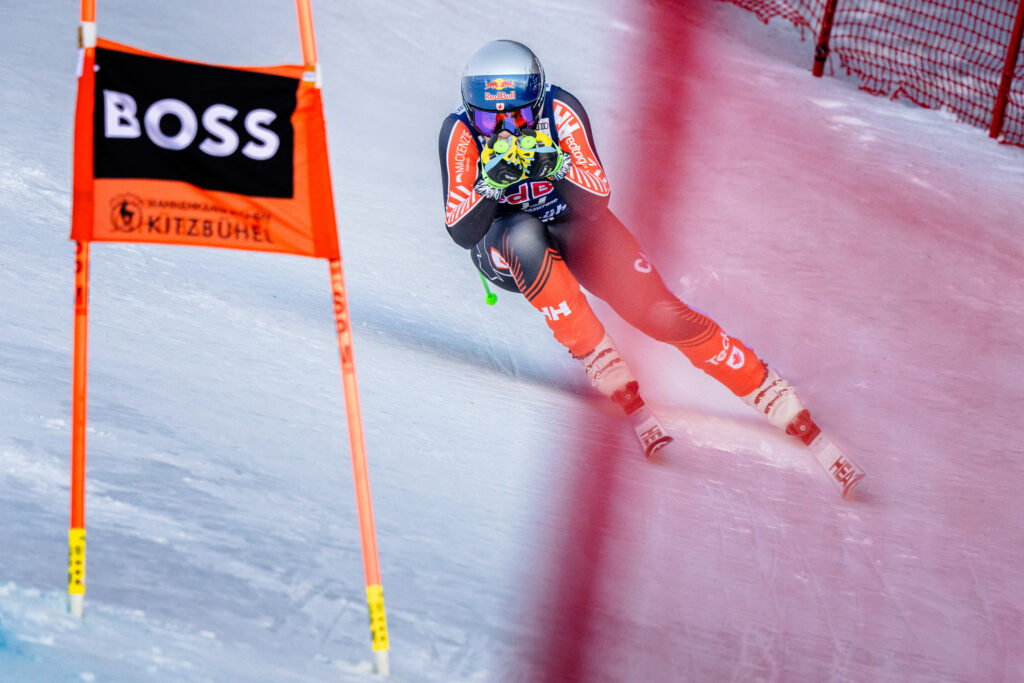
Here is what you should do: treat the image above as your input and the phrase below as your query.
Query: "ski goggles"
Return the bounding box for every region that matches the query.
[469,105,537,136]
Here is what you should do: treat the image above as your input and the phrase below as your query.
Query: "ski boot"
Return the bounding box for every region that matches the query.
[742,368,865,496]
[577,334,673,457]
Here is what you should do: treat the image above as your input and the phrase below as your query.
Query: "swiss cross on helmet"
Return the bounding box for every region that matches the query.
[461,40,546,136]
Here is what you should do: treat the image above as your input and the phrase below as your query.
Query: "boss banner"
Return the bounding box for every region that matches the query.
[71,39,339,259]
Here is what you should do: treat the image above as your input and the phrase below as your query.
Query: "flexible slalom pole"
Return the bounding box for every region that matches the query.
[295,0,321,87]
[296,0,389,672]
[69,242,90,617]
[328,258,390,675]
[68,0,96,619]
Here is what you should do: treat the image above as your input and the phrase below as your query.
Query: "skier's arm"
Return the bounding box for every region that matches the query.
[438,115,498,249]
[548,88,611,217]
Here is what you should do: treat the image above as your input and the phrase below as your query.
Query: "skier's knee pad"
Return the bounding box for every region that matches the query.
[471,244,520,293]
[472,213,553,294]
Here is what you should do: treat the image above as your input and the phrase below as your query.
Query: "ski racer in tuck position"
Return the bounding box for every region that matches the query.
[437,40,863,496]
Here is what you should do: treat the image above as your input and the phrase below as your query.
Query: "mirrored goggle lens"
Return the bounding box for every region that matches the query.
[516,106,536,130]
[471,106,536,135]
[472,109,499,135]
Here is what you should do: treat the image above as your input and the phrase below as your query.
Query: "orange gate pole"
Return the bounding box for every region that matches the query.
[329,258,390,675]
[69,241,90,617]
[297,0,390,673]
[68,0,96,619]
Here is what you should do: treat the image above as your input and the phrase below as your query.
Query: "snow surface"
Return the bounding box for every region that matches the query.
[2,1,1024,681]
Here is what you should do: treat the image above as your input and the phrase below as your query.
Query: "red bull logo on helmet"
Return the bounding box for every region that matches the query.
[484,77,518,102]
[484,78,517,90]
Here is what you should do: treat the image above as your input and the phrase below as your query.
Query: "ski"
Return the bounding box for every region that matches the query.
[628,404,674,458]
[806,431,865,498]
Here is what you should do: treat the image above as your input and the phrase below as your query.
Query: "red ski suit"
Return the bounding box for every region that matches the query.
[438,84,766,397]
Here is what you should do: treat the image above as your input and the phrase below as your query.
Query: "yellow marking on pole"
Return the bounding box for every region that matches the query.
[68,528,86,595]
[366,584,389,652]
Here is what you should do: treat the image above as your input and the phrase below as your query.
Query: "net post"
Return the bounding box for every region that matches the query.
[328,258,391,675]
[990,0,1024,139]
[813,0,839,77]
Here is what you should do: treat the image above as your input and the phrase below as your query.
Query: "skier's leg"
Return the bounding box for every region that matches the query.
[473,213,606,358]
[549,210,830,440]
[476,214,673,454]
[549,210,767,397]
[545,211,854,470]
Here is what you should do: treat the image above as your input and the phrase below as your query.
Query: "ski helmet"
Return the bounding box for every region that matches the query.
[461,40,546,136]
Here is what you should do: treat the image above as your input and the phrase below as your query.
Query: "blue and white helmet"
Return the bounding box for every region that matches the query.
[461,40,546,136]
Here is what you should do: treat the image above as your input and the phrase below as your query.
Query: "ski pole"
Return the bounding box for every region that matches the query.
[478,270,497,305]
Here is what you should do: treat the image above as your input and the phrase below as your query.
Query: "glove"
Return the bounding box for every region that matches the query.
[480,133,527,189]
[517,129,568,180]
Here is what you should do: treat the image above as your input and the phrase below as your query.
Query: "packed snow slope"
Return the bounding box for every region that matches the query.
[1,1,1022,681]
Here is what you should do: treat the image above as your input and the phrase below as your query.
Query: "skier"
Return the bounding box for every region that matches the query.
[438,40,863,491]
